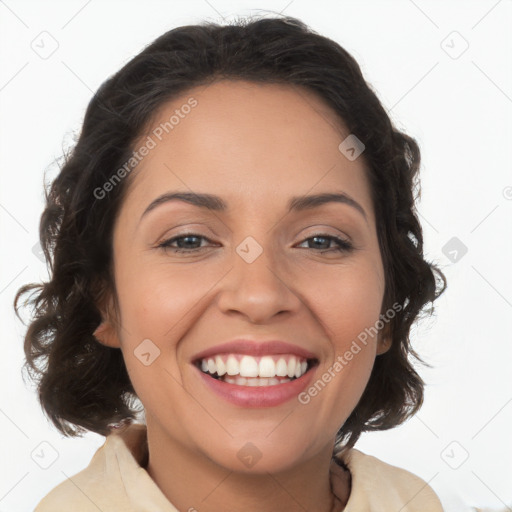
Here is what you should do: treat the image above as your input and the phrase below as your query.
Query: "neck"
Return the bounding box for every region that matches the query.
[143,418,349,512]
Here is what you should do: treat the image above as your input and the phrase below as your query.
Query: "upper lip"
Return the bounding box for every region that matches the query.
[191,339,318,362]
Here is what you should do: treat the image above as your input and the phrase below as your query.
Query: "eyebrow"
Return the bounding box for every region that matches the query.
[140,191,368,222]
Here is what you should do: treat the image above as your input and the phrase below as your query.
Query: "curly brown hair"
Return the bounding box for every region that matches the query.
[14,15,446,451]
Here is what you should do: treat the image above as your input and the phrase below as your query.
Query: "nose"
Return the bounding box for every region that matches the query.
[216,239,302,324]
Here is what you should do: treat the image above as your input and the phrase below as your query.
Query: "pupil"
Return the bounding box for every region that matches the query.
[180,236,199,248]
[312,236,327,249]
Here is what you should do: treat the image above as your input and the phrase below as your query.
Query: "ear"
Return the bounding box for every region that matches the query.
[93,320,121,348]
[93,288,122,349]
[376,322,392,356]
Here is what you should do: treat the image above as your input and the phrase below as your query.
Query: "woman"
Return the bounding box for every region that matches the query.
[15,15,447,511]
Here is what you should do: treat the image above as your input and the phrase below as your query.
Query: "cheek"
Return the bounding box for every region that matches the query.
[115,257,209,336]
[310,266,384,348]
[112,259,224,389]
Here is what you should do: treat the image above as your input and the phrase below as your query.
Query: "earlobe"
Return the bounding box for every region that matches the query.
[93,284,122,348]
[376,335,391,355]
[376,323,392,355]
[93,320,122,348]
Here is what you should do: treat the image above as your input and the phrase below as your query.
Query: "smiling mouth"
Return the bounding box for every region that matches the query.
[194,353,319,386]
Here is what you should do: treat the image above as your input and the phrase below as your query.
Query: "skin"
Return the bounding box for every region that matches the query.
[95,80,391,512]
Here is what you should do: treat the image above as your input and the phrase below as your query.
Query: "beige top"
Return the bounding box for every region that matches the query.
[34,423,444,511]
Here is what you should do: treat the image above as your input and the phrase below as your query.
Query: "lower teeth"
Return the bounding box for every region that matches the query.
[216,375,293,386]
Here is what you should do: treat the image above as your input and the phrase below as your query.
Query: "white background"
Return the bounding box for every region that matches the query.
[1,1,511,511]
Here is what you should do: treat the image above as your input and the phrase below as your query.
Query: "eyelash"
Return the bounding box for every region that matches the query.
[156,232,354,254]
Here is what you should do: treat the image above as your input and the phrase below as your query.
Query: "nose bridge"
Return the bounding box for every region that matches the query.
[235,232,286,291]
[216,232,298,322]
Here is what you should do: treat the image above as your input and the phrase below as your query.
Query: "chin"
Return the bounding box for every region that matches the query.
[200,434,319,475]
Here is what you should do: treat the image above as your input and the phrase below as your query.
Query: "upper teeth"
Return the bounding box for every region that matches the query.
[199,354,308,379]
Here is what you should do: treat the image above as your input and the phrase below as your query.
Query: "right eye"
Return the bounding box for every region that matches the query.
[157,233,214,253]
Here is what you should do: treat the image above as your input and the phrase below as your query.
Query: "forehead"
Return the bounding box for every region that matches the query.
[121,79,374,221]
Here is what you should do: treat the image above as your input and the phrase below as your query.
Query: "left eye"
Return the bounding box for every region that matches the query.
[157,233,353,254]
[296,234,353,252]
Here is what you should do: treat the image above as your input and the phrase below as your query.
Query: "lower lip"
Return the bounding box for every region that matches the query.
[194,365,317,407]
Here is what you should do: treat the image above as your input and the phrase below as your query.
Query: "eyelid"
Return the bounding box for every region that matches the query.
[297,224,352,241]
[155,223,219,241]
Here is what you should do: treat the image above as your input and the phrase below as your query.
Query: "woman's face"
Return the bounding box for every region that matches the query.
[99,80,389,472]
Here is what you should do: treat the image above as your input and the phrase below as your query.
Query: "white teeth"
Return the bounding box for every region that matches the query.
[258,356,276,377]
[287,358,296,378]
[247,377,264,386]
[224,376,292,386]
[215,355,226,376]
[240,355,259,377]
[276,358,288,376]
[198,353,311,383]
[226,355,239,375]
